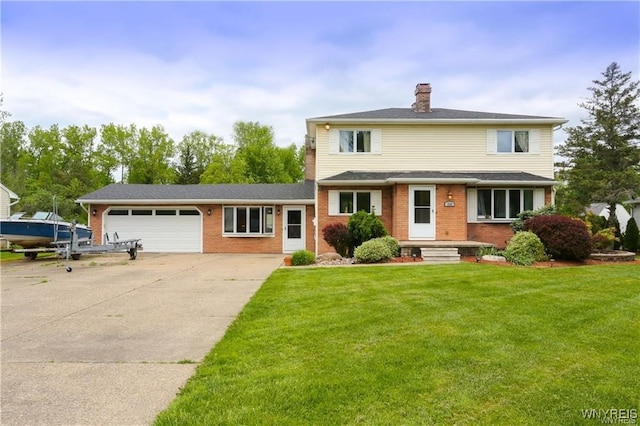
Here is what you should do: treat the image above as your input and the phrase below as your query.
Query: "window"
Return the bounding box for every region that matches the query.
[223,206,275,236]
[339,130,371,153]
[108,209,129,216]
[477,189,534,220]
[131,210,152,216]
[497,130,529,153]
[339,191,371,213]
[329,190,382,215]
[155,210,177,216]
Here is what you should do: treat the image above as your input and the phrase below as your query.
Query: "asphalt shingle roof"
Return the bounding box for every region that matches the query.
[310,108,564,122]
[77,181,315,202]
[319,171,555,184]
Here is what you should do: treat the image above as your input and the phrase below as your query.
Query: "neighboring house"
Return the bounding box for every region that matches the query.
[626,198,640,225]
[587,203,632,233]
[0,183,20,249]
[77,83,567,254]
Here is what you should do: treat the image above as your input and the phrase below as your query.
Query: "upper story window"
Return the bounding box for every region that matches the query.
[487,129,540,154]
[329,129,382,154]
[498,130,529,153]
[340,130,371,153]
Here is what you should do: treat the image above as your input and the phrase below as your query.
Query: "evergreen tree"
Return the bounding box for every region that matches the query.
[556,62,640,234]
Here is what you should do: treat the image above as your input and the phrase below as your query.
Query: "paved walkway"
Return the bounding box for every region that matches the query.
[1,253,283,425]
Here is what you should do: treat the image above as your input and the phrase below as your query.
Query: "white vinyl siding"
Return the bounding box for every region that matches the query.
[328,190,382,215]
[316,124,555,180]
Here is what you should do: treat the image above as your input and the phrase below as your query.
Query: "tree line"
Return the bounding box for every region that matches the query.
[0,116,305,221]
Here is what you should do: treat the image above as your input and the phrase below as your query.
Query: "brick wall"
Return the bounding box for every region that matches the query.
[435,184,467,240]
[316,185,393,253]
[467,223,514,249]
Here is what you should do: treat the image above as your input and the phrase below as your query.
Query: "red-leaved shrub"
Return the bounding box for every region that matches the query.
[523,215,593,261]
[322,223,352,257]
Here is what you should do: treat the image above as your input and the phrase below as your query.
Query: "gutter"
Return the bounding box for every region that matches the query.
[75,198,316,205]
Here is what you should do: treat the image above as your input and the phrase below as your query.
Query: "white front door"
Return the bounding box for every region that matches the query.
[283,206,305,253]
[409,186,435,239]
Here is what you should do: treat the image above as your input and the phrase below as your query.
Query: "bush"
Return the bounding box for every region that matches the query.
[523,215,592,261]
[376,235,400,257]
[322,223,352,257]
[354,239,393,263]
[511,205,556,233]
[503,231,547,266]
[591,227,616,251]
[347,211,387,248]
[291,250,316,266]
[584,211,608,235]
[622,217,639,252]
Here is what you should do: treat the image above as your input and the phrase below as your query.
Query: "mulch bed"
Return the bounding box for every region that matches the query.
[461,256,640,268]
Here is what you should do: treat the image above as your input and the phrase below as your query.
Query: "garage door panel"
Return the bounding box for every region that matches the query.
[104,209,202,253]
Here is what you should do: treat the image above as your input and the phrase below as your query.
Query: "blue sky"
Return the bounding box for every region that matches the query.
[2,1,639,148]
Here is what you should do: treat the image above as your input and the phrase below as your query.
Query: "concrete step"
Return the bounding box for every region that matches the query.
[420,247,461,264]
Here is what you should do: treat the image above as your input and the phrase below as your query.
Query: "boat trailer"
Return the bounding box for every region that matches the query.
[15,223,142,272]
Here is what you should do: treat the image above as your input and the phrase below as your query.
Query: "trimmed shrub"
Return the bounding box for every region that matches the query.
[523,215,592,261]
[376,235,400,257]
[623,217,639,252]
[511,205,556,233]
[591,227,616,251]
[347,211,388,249]
[322,223,352,257]
[503,231,547,266]
[291,250,316,266]
[354,239,393,263]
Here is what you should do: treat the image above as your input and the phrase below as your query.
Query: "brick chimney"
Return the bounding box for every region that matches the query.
[412,83,432,113]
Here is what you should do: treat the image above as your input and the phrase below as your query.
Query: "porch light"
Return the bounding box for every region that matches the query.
[324,123,330,130]
[207,209,211,216]
[447,190,453,200]
[92,208,97,216]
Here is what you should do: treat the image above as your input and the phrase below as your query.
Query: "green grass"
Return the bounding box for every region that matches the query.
[0,250,56,262]
[155,263,639,425]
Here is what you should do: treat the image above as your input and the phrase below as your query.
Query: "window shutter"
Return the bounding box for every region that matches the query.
[467,188,477,222]
[371,190,382,216]
[533,188,545,209]
[486,130,497,154]
[328,190,339,215]
[529,129,540,153]
[371,129,382,154]
[328,129,339,154]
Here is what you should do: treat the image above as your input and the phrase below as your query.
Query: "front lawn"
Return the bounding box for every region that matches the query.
[155,263,639,425]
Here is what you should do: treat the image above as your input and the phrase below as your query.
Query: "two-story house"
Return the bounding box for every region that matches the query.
[77,83,567,254]
[306,83,567,253]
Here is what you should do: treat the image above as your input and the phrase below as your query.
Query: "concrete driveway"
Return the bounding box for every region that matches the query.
[1,252,283,425]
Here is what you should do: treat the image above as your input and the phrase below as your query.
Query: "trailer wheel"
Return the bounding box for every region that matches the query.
[24,252,37,260]
[66,267,72,272]
[129,248,137,260]
[71,254,81,261]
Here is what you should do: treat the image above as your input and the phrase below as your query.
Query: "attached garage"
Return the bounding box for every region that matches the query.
[76,182,315,254]
[103,207,202,253]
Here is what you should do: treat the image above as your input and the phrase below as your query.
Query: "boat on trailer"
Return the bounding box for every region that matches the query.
[0,211,93,257]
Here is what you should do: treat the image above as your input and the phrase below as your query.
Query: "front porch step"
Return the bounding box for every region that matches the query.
[420,247,461,264]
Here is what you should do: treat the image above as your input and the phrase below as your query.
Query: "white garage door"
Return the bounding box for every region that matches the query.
[104,208,202,253]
